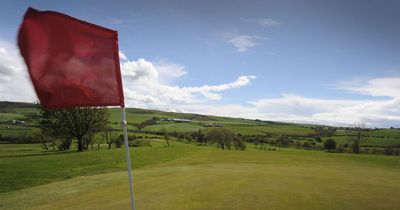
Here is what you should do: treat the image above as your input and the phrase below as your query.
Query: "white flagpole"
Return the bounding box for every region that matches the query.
[121,106,136,210]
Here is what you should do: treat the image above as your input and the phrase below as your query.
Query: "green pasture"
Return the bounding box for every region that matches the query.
[1,142,399,210]
[144,122,204,133]
[323,136,400,147]
[0,113,24,122]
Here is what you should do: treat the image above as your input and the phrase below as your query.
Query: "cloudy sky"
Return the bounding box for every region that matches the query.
[1,0,400,127]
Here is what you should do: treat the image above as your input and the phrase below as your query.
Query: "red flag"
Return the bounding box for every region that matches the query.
[18,7,124,109]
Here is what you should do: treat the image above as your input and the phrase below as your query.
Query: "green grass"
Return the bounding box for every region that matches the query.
[324,136,400,147]
[0,143,399,210]
[0,141,198,193]
[2,105,400,148]
[0,113,24,122]
[2,103,399,209]
[144,122,204,133]
[369,129,400,138]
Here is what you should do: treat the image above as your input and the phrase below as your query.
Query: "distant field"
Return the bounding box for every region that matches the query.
[0,142,399,210]
[323,136,400,147]
[2,105,400,148]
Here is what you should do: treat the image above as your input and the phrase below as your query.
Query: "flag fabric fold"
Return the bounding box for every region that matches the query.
[18,7,124,109]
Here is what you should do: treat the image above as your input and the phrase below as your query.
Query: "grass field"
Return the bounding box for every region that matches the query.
[1,102,400,209]
[1,105,400,147]
[1,141,399,210]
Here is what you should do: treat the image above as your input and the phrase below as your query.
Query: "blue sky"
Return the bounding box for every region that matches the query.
[1,0,400,127]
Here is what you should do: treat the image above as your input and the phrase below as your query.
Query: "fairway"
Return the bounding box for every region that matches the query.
[1,142,399,210]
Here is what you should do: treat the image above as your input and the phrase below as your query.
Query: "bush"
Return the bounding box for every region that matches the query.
[336,144,345,153]
[234,138,246,150]
[58,138,72,151]
[130,139,152,147]
[314,136,322,142]
[114,135,124,148]
[294,141,302,149]
[384,147,394,156]
[268,139,276,146]
[324,138,336,152]
[303,142,312,150]
[276,135,290,147]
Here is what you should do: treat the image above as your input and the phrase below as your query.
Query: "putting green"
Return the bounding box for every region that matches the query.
[1,148,399,210]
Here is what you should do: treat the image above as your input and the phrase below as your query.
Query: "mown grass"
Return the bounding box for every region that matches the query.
[0,140,199,193]
[0,142,399,210]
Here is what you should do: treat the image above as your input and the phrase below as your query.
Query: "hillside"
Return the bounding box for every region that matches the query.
[1,101,400,149]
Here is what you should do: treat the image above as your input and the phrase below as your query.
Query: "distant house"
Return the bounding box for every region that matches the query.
[172,118,191,123]
[12,120,26,124]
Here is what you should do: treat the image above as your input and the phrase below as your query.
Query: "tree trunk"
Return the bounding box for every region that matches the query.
[77,137,83,152]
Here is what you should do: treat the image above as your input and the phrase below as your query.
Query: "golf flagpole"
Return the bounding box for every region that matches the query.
[121,106,136,210]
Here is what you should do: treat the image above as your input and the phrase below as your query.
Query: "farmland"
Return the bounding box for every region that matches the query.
[0,102,399,210]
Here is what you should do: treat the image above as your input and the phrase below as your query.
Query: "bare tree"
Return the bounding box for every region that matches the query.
[347,122,368,154]
[102,126,116,149]
[160,127,170,147]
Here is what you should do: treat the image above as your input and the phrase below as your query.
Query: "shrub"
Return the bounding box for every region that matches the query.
[384,147,394,156]
[336,144,345,153]
[114,135,124,148]
[303,142,312,150]
[268,139,276,146]
[314,136,322,142]
[324,138,336,152]
[294,141,302,149]
[131,139,152,147]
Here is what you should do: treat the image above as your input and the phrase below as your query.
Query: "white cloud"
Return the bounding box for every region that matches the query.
[248,94,400,127]
[120,57,255,106]
[222,33,265,52]
[1,38,399,127]
[0,40,36,102]
[174,93,400,128]
[243,18,280,27]
[334,77,400,98]
[119,51,127,60]
[154,59,187,82]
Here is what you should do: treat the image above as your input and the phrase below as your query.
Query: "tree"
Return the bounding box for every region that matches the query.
[314,136,322,143]
[347,122,368,154]
[160,127,170,147]
[324,138,336,152]
[39,107,110,152]
[233,134,246,150]
[196,129,206,145]
[95,137,103,150]
[177,132,185,141]
[206,127,235,150]
[133,122,146,130]
[102,126,116,149]
[114,134,124,148]
[276,135,290,147]
[303,141,312,150]
[294,141,302,149]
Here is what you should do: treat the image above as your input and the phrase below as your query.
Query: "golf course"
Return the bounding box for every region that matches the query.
[1,142,399,210]
[2,1,400,209]
[0,102,400,210]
